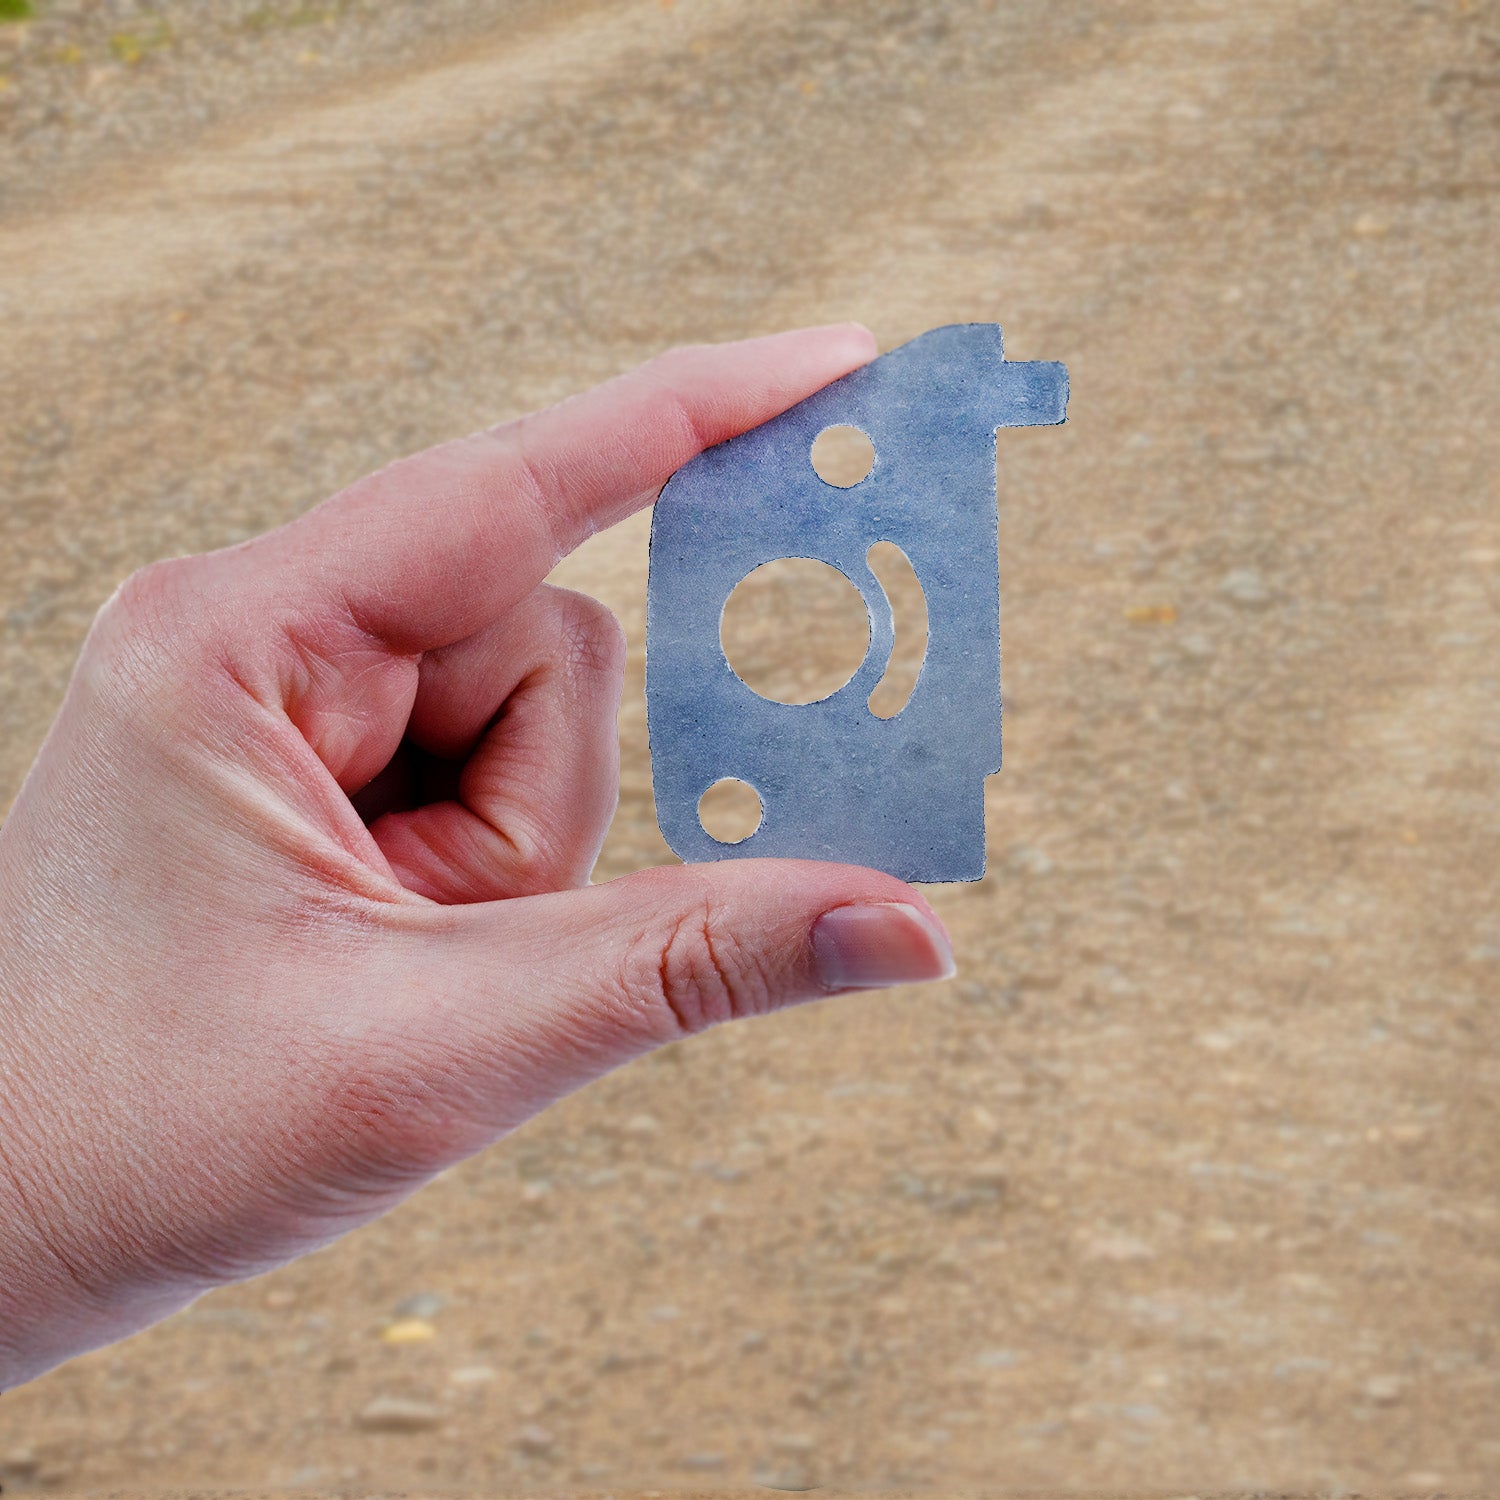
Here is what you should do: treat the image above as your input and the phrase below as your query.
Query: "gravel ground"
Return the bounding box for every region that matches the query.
[0,0,1498,1494]
[0,0,575,214]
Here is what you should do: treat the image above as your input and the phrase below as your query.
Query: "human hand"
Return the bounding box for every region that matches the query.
[0,326,955,1387]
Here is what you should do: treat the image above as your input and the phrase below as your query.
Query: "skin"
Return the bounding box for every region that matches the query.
[0,326,955,1389]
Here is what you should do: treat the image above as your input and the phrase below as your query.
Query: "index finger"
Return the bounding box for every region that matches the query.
[258,324,877,652]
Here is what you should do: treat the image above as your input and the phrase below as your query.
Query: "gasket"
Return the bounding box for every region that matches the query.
[646,323,1067,882]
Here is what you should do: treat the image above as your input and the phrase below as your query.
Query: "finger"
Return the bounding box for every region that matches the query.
[338,861,956,1171]
[367,587,625,902]
[258,324,877,654]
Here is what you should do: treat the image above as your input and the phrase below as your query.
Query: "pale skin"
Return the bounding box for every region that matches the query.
[0,325,955,1389]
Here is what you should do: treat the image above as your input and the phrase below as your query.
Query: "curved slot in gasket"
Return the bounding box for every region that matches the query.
[865,540,928,720]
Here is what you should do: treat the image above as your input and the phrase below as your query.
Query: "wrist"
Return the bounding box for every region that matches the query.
[0,1009,93,1384]
[0,868,192,1385]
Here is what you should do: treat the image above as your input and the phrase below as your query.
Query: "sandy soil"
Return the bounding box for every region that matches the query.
[0,0,1497,1493]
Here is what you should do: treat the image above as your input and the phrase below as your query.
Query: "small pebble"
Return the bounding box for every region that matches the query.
[355,1396,445,1433]
[1124,602,1177,625]
[1220,567,1271,607]
[1,1448,40,1477]
[755,1464,813,1491]
[1083,1231,1156,1263]
[381,1317,437,1345]
[514,1422,557,1457]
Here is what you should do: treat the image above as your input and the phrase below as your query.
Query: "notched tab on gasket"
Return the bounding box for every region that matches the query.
[645,322,1068,883]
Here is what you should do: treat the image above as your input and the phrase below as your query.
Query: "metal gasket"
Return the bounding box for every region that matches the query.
[646,323,1067,882]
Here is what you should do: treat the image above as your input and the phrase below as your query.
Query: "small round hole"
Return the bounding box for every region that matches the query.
[698,778,763,844]
[810,424,876,487]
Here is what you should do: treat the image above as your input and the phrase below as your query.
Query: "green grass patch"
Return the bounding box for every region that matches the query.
[109,19,173,63]
[0,0,36,24]
[243,3,347,32]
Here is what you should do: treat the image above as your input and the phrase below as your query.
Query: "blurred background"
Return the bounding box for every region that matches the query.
[1,0,1498,1493]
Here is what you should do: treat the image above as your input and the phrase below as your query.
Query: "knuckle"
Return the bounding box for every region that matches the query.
[77,556,273,762]
[104,556,201,633]
[619,891,769,1038]
[636,350,716,450]
[92,556,219,689]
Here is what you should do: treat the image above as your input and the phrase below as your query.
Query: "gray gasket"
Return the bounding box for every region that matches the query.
[645,323,1067,883]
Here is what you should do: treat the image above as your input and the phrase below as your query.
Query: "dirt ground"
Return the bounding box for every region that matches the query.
[1,0,1498,1493]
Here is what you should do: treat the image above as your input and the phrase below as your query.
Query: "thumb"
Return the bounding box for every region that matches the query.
[395,860,955,1153]
[526,858,956,1047]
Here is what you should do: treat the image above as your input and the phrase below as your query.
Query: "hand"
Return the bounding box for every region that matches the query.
[0,326,955,1387]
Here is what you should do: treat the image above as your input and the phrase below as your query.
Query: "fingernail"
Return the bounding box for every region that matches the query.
[812,902,957,992]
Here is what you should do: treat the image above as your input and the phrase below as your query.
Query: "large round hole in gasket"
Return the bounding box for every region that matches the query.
[810,425,876,487]
[699,778,763,844]
[720,557,870,705]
